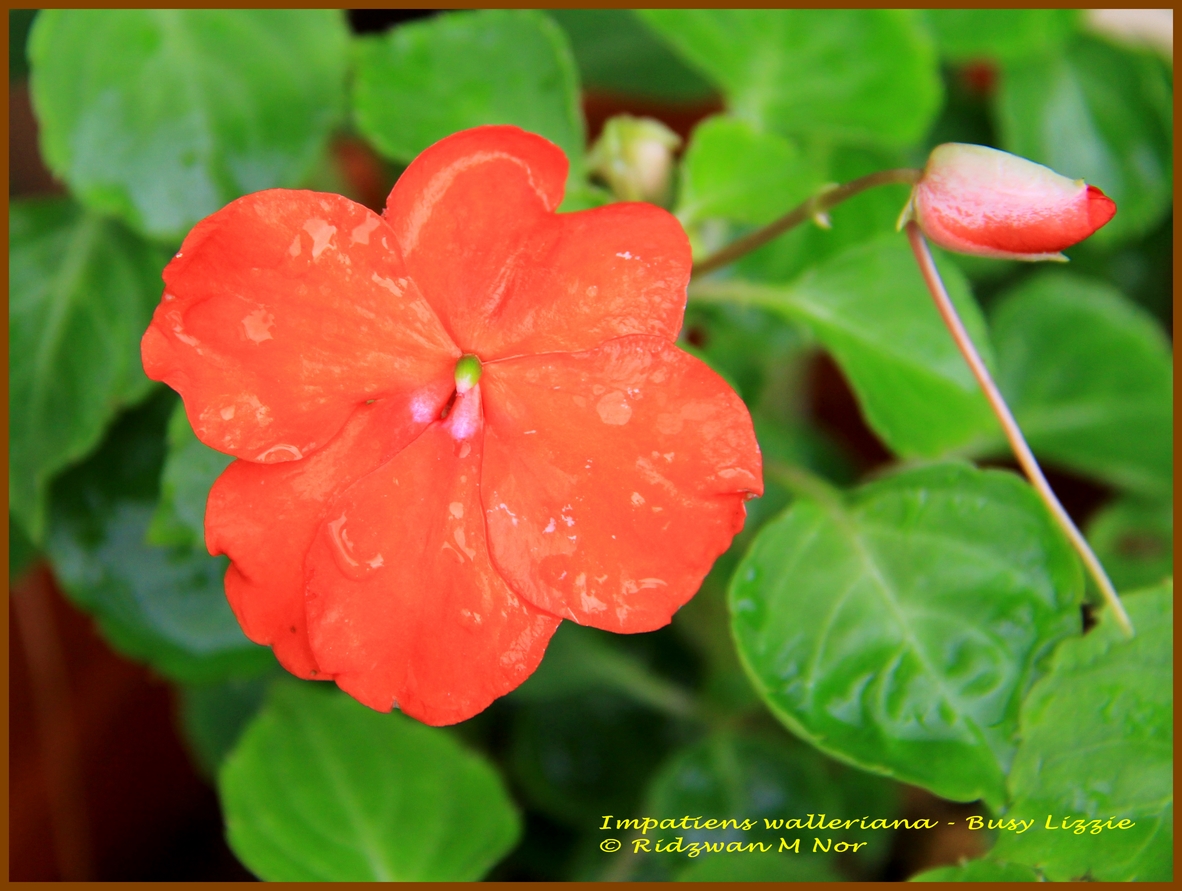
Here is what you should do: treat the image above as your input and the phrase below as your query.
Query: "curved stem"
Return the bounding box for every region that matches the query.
[691,168,922,279]
[765,459,842,508]
[905,222,1133,637]
[593,648,703,722]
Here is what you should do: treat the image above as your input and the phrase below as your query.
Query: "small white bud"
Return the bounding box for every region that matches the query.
[587,115,682,206]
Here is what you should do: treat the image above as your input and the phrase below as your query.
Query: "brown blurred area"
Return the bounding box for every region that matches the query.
[9,567,255,880]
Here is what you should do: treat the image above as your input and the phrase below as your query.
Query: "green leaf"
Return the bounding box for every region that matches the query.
[547,10,715,103]
[647,733,844,830]
[179,673,275,778]
[220,679,521,881]
[731,144,916,285]
[1086,498,1173,593]
[508,689,678,827]
[730,462,1083,808]
[672,413,856,716]
[557,182,613,213]
[28,9,349,242]
[353,10,586,178]
[43,390,273,683]
[676,115,823,228]
[997,34,1173,246]
[644,732,898,880]
[9,197,169,543]
[692,236,998,459]
[679,301,810,410]
[147,401,233,549]
[909,858,1041,881]
[9,512,40,582]
[923,10,1079,62]
[993,583,1173,881]
[989,272,1173,497]
[637,10,942,149]
[752,415,856,492]
[9,9,37,80]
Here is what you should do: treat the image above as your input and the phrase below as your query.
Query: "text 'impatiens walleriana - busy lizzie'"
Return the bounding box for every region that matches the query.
[140,126,763,725]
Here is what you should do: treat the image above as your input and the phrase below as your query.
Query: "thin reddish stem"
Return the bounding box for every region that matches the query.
[905,222,1133,637]
[691,168,921,279]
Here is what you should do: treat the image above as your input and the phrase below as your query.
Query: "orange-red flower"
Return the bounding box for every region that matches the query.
[140,126,763,725]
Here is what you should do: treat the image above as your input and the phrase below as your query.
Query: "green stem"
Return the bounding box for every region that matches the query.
[691,168,921,279]
[765,459,842,508]
[593,649,703,722]
[904,222,1133,637]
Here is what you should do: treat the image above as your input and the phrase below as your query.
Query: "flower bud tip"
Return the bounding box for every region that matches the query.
[908,143,1117,261]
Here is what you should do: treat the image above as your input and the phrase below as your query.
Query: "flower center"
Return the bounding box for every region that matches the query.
[454,354,482,394]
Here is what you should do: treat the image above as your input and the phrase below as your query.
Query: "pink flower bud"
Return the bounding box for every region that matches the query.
[903,143,1116,261]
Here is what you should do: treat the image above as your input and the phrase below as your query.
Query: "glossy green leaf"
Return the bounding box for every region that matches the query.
[353,10,585,178]
[676,115,823,228]
[910,858,1041,881]
[989,272,1173,497]
[673,412,855,717]
[637,10,942,149]
[998,34,1173,245]
[1086,498,1173,593]
[923,10,1079,62]
[692,236,998,458]
[547,10,714,103]
[221,679,521,881]
[644,732,898,880]
[9,197,169,542]
[147,401,233,549]
[28,10,349,242]
[179,673,275,778]
[43,390,273,683]
[730,462,1083,808]
[993,583,1173,881]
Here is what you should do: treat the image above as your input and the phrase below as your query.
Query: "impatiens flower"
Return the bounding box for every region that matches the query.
[140,125,763,726]
[902,143,1117,260]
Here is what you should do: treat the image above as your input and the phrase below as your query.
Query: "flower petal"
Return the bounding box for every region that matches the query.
[383,125,568,352]
[471,202,692,359]
[383,127,691,358]
[142,189,459,463]
[481,336,763,633]
[303,399,560,726]
[205,392,451,679]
